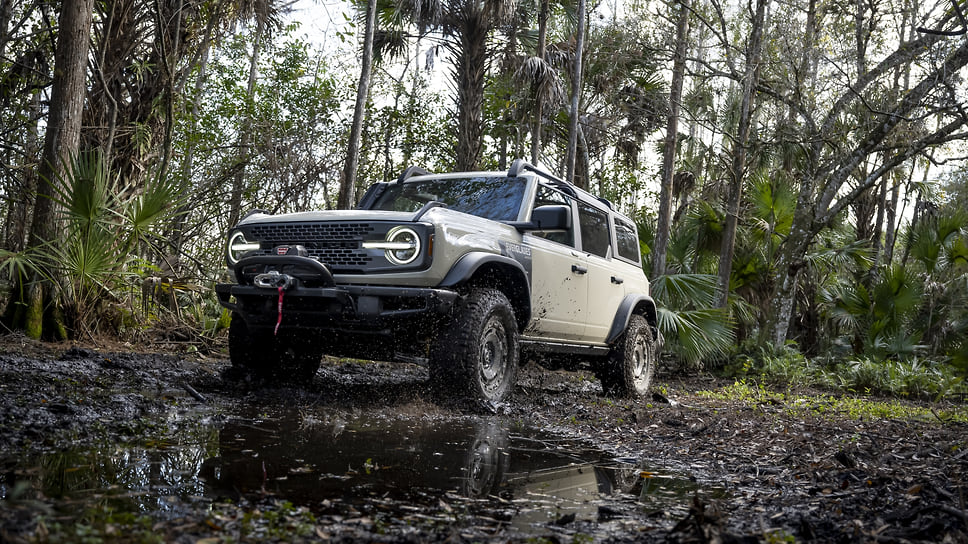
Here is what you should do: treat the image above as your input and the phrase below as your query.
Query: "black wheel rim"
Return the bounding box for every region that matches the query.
[630,327,653,392]
[479,315,509,395]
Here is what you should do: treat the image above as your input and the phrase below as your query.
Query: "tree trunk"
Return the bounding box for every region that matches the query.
[9,0,94,339]
[454,15,487,171]
[338,0,378,209]
[0,0,12,74]
[870,170,888,271]
[565,0,586,186]
[155,0,185,188]
[716,0,766,308]
[171,10,217,254]
[530,0,549,165]
[884,170,902,264]
[653,0,690,279]
[228,14,266,229]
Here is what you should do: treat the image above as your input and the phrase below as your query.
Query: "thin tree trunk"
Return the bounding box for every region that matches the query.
[95,0,119,169]
[565,0,586,186]
[171,10,218,254]
[338,0,377,209]
[653,0,690,279]
[228,15,266,228]
[884,170,902,264]
[531,0,549,165]
[0,0,14,68]
[871,173,888,269]
[155,0,185,188]
[716,0,767,308]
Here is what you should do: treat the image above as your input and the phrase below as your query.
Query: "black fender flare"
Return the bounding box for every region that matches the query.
[438,252,532,330]
[606,294,659,345]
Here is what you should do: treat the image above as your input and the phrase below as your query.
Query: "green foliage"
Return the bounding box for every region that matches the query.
[723,346,966,401]
[699,379,968,422]
[834,358,964,400]
[162,25,355,300]
[652,273,734,368]
[34,152,180,336]
[363,72,455,179]
[822,264,924,359]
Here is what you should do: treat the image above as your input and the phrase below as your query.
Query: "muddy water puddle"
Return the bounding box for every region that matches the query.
[1,407,714,533]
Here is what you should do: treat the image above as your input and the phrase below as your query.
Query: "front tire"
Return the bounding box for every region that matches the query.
[597,314,656,398]
[430,288,519,404]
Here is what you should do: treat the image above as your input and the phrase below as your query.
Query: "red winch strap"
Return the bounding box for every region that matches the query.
[274,286,284,335]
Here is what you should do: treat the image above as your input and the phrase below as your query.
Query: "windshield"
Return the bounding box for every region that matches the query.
[372,176,527,221]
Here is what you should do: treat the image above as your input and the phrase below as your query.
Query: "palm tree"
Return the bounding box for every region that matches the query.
[387,0,518,170]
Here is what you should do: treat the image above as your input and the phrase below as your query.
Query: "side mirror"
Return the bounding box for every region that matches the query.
[530,205,572,230]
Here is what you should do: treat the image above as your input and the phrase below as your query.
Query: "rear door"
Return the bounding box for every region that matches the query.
[576,201,626,343]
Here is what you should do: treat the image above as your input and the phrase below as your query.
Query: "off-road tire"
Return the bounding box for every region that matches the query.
[597,314,656,398]
[430,288,519,404]
[228,313,322,382]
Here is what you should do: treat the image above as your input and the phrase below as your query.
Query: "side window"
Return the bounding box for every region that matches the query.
[531,186,575,247]
[578,202,610,258]
[615,217,640,263]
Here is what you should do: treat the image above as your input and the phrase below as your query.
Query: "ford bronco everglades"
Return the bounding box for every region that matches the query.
[216,160,660,403]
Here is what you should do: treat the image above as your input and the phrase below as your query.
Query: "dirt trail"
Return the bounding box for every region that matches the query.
[0,334,966,543]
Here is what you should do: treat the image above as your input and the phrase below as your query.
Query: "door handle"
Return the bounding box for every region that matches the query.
[572,264,588,275]
[611,276,624,284]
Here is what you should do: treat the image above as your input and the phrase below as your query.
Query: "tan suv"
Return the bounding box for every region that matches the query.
[216,160,660,403]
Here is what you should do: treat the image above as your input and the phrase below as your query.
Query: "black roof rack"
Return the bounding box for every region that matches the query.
[508,159,613,209]
[395,166,432,184]
[507,159,566,185]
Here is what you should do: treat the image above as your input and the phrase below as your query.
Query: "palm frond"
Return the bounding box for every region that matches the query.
[652,272,720,308]
[49,151,113,233]
[514,56,565,104]
[657,306,734,365]
[652,272,734,366]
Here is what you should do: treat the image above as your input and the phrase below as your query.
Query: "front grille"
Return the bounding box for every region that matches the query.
[249,222,376,270]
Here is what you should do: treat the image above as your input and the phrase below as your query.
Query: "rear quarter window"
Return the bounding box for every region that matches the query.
[615,217,640,263]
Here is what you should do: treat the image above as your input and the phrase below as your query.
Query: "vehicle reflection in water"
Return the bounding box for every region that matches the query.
[1,408,708,532]
[198,408,704,529]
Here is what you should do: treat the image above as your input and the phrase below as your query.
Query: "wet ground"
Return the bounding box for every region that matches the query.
[1,334,967,543]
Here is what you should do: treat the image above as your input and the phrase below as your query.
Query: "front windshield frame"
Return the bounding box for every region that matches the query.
[371,175,531,222]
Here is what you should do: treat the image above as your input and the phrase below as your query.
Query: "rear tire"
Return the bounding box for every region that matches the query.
[227,313,322,382]
[430,288,519,404]
[597,314,656,398]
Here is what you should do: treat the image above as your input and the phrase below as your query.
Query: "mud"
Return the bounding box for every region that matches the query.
[1,333,967,543]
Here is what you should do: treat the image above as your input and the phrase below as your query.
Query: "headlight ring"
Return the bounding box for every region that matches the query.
[227,231,260,265]
[363,226,422,265]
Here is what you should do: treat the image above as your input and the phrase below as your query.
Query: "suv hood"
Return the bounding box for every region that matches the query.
[238,209,419,226]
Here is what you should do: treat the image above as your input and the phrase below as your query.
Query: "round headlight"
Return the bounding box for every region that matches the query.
[385,226,421,265]
[227,231,260,265]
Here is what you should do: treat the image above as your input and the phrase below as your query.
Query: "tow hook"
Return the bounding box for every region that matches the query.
[254,270,293,290]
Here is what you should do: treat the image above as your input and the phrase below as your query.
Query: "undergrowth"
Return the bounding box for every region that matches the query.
[698,380,968,423]
[722,345,967,401]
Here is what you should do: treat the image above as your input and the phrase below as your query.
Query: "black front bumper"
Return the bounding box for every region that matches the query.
[215,282,459,333]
